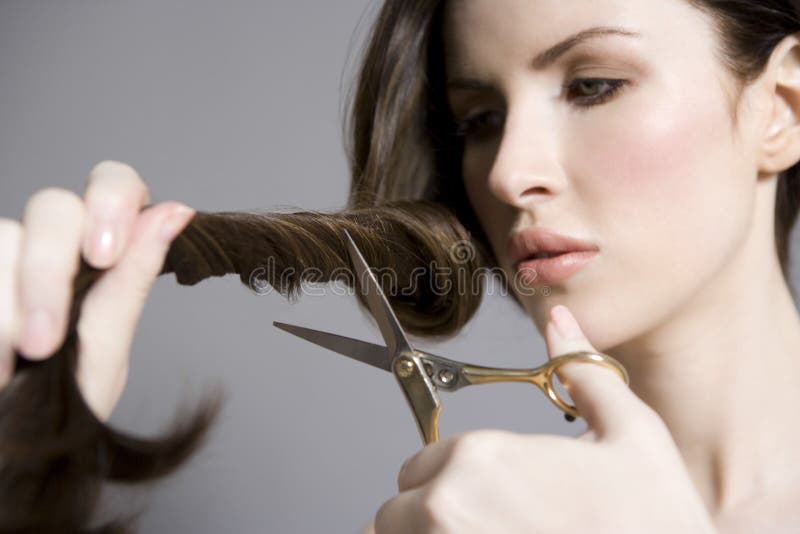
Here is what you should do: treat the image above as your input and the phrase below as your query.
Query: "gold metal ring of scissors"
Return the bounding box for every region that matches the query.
[274,230,629,445]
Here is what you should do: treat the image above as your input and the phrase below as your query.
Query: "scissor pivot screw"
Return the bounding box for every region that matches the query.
[438,369,455,384]
[395,358,416,378]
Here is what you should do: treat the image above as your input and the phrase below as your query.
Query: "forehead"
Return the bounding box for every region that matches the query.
[441,0,717,78]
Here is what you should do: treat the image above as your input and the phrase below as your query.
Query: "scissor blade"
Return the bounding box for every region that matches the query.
[273,321,392,372]
[342,229,414,356]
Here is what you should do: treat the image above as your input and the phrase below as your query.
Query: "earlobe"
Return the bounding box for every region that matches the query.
[760,35,800,175]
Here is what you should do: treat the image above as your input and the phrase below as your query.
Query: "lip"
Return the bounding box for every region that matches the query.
[507,227,599,285]
[515,251,599,285]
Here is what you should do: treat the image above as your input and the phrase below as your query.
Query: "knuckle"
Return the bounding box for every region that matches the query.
[449,429,502,462]
[25,187,83,219]
[87,161,150,203]
[396,458,412,489]
[373,499,397,533]
[374,498,391,520]
[89,160,136,179]
[418,484,456,531]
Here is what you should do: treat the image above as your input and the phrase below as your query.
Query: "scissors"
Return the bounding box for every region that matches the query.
[273,230,629,445]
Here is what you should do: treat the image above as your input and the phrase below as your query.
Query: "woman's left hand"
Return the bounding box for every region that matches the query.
[366,305,717,534]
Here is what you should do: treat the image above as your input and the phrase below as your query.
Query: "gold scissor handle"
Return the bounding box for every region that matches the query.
[392,352,442,445]
[460,351,629,421]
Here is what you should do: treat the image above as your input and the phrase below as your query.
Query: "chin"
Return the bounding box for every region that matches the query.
[519,292,643,355]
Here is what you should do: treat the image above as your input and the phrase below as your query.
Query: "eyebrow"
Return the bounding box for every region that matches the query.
[447,25,642,90]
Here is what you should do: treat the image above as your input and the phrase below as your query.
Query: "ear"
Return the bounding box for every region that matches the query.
[759,33,800,175]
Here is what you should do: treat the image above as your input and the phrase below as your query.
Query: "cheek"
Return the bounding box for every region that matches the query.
[558,90,753,348]
[575,89,743,248]
[584,106,719,200]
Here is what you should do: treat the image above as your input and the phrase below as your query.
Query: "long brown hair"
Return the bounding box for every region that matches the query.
[4,1,800,531]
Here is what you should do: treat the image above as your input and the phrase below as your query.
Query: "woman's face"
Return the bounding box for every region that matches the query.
[442,0,766,350]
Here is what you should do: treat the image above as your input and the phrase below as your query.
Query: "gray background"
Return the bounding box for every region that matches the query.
[1,1,797,533]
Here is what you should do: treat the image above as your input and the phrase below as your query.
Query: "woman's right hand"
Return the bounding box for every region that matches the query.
[0,160,195,421]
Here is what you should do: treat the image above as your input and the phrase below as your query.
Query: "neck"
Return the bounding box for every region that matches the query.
[607,217,800,519]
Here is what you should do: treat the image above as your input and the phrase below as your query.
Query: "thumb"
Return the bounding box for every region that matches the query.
[545,304,632,439]
[76,202,195,421]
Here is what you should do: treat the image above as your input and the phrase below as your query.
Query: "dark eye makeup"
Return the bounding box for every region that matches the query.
[564,77,628,107]
[452,77,629,141]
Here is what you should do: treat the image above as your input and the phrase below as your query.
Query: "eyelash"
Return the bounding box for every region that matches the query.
[452,78,629,139]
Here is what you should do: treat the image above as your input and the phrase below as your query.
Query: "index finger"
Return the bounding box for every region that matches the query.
[545,305,637,440]
[396,429,511,492]
[82,160,151,268]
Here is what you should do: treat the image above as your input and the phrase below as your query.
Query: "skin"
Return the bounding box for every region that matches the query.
[0,161,195,421]
[4,0,800,532]
[367,307,718,533]
[367,0,800,531]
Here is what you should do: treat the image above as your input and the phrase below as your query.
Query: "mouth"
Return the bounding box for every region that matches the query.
[528,251,568,260]
[507,227,599,286]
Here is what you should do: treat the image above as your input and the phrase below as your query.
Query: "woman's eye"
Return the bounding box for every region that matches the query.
[564,78,628,107]
[452,110,504,141]
[452,78,627,139]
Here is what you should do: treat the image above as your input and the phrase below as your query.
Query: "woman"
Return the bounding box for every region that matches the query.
[4,0,800,531]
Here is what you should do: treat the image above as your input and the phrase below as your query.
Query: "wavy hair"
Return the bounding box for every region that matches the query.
[3,0,800,531]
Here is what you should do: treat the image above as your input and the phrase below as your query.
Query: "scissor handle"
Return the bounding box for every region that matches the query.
[392,352,442,445]
[460,351,629,421]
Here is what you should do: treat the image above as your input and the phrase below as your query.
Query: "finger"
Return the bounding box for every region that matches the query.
[397,439,455,492]
[0,219,23,387]
[396,430,505,492]
[82,160,151,268]
[545,304,635,439]
[18,188,85,359]
[374,489,425,534]
[76,201,194,421]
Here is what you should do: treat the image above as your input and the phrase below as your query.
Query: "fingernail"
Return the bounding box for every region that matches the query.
[551,305,583,339]
[159,205,195,243]
[88,219,117,266]
[21,309,55,357]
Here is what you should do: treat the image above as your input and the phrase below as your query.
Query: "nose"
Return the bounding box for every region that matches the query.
[487,113,566,209]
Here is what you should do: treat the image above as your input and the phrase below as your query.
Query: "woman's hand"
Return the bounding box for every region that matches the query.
[368,305,717,534]
[0,160,195,421]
